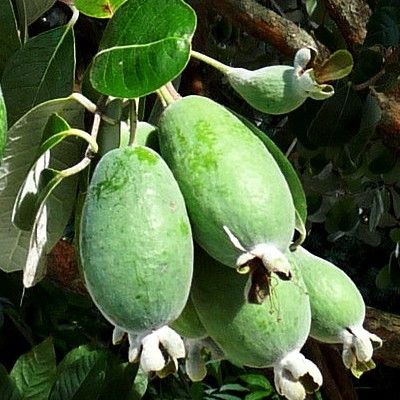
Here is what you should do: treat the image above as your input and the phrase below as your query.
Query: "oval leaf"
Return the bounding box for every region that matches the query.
[0,0,21,75]
[10,337,56,400]
[0,96,84,273]
[307,84,363,146]
[314,49,353,82]
[1,10,77,125]
[0,364,22,400]
[75,0,126,18]
[90,0,197,98]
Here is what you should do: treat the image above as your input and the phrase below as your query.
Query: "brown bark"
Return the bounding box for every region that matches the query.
[305,340,358,400]
[365,306,400,369]
[323,0,371,50]
[195,0,329,59]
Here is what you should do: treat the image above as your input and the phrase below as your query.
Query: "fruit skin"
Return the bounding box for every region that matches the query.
[191,250,310,368]
[288,246,364,342]
[191,250,322,399]
[159,95,295,274]
[0,85,7,159]
[170,296,207,339]
[289,246,382,375]
[227,66,307,115]
[225,48,334,115]
[80,145,193,335]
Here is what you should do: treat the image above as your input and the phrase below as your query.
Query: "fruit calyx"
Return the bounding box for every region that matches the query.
[224,225,291,304]
[113,325,185,376]
[293,47,334,100]
[340,325,383,378]
[273,351,323,400]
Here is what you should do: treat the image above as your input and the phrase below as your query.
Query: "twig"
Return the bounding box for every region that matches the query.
[322,0,371,50]
[199,0,329,59]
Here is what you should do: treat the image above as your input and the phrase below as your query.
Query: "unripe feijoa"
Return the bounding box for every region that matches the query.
[191,250,322,400]
[80,146,193,372]
[159,95,296,293]
[226,48,334,115]
[289,246,382,376]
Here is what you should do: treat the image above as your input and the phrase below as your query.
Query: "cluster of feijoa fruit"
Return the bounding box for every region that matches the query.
[79,51,381,400]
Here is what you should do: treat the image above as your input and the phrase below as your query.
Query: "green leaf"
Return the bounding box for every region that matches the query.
[365,5,400,47]
[0,0,21,76]
[49,349,107,400]
[325,197,359,233]
[0,85,7,159]
[240,374,273,392]
[97,98,123,156]
[10,337,56,400]
[13,124,94,287]
[23,0,56,25]
[75,0,126,18]
[314,50,353,82]
[307,84,363,146]
[388,250,400,286]
[245,391,273,400]
[90,0,196,98]
[1,10,77,125]
[97,356,139,400]
[369,189,384,231]
[237,115,307,237]
[129,366,148,400]
[211,394,242,400]
[0,363,22,400]
[219,383,249,393]
[13,0,28,44]
[305,0,318,16]
[0,96,84,273]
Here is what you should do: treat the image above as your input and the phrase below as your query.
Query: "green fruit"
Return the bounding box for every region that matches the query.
[170,295,222,382]
[120,121,159,151]
[159,95,296,289]
[191,250,322,399]
[289,246,382,376]
[170,296,207,339]
[226,48,334,115]
[80,145,193,372]
[0,85,7,159]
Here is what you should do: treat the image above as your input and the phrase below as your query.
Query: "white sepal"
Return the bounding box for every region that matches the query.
[273,351,323,400]
[157,325,186,359]
[140,332,166,372]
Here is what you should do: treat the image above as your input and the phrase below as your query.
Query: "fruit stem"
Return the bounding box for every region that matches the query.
[190,50,231,75]
[157,86,175,106]
[129,99,138,146]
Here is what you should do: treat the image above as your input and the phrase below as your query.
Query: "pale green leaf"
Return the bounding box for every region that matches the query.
[0,96,84,273]
[90,0,196,98]
[314,50,354,82]
[0,0,22,75]
[75,0,126,18]
[1,10,77,125]
[10,338,56,400]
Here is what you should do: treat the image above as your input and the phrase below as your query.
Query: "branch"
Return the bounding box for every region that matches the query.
[365,306,400,368]
[322,0,371,50]
[197,0,329,59]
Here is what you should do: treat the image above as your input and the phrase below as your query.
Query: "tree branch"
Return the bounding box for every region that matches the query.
[322,0,371,50]
[196,0,329,59]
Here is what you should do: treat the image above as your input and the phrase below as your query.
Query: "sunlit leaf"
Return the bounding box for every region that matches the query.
[0,96,84,273]
[314,50,353,82]
[90,0,196,97]
[1,9,78,125]
[75,0,126,18]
